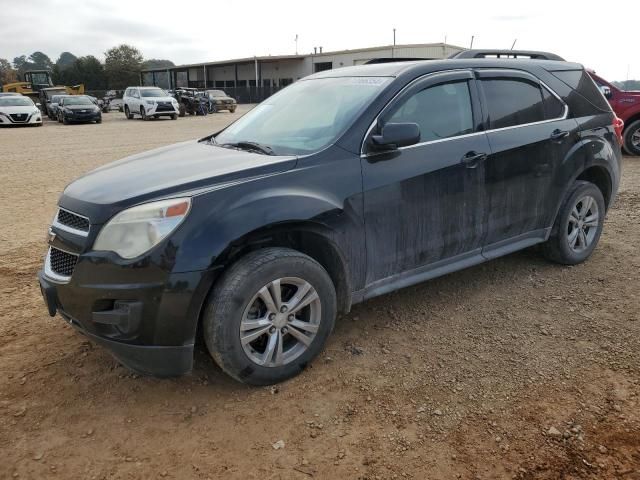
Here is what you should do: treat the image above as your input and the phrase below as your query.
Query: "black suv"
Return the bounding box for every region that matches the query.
[39,56,622,385]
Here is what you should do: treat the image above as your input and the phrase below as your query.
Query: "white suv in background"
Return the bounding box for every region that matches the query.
[123,87,179,120]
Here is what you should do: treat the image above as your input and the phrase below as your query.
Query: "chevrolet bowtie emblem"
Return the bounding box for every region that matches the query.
[48,228,56,244]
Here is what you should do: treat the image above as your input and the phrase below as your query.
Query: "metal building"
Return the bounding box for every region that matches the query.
[141,42,464,103]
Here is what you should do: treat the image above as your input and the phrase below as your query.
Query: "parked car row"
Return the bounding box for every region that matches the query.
[121,86,238,120]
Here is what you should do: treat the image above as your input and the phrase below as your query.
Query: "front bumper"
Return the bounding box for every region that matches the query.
[63,111,101,122]
[212,102,236,111]
[145,103,179,115]
[0,112,42,125]
[37,259,217,376]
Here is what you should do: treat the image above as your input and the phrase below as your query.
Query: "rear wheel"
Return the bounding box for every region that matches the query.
[541,181,605,265]
[623,120,640,156]
[203,247,336,385]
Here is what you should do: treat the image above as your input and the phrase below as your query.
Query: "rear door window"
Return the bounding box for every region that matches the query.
[387,80,474,143]
[541,86,566,120]
[480,78,545,129]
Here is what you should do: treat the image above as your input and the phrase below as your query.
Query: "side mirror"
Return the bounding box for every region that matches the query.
[36,102,41,108]
[371,122,420,150]
[599,85,612,99]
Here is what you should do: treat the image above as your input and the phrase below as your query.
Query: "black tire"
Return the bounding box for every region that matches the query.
[179,105,186,117]
[95,118,102,124]
[230,107,236,113]
[541,181,606,265]
[57,113,62,123]
[140,107,148,121]
[124,105,133,120]
[171,114,177,120]
[623,120,640,156]
[203,247,337,385]
[62,116,69,125]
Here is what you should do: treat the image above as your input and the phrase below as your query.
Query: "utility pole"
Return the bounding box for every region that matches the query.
[392,28,396,58]
[295,34,298,55]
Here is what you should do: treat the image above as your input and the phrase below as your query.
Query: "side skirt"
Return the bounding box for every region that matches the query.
[352,228,550,305]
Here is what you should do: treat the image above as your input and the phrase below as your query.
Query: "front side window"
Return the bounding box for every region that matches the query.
[214,76,392,155]
[387,81,474,143]
[480,78,545,129]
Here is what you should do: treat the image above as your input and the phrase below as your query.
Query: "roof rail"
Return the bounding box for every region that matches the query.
[449,49,565,61]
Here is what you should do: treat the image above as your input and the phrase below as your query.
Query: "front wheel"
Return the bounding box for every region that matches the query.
[124,105,133,120]
[203,247,337,385]
[170,114,177,120]
[140,107,148,121]
[541,181,605,265]
[623,120,640,156]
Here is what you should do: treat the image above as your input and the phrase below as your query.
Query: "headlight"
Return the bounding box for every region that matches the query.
[64,108,73,113]
[93,198,191,259]
[145,100,155,105]
[215,100,222,104]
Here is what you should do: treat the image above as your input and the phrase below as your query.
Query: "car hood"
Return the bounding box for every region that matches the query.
[212,96,235,102]
[143,96,175,103]
[1,105,39,115]
[60,140,297,223]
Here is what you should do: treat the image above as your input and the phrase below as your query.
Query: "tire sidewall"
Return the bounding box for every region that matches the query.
[206,252,336,385]
[555,182,606,264]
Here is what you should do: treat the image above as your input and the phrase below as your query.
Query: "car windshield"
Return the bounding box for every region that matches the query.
[64,96,94,105]
[140,88,167,97]
[0,97,34,107]
[214,76,391,155]
[51,96,63,103]
[208,90,227,97]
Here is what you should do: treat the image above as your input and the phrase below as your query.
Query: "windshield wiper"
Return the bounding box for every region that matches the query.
[219,141,274,155]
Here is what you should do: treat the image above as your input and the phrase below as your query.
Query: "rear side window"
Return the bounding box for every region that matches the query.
[551,69,610,112]
[542,86,566,119]
[480,78,545,129]
[388,81,473,143]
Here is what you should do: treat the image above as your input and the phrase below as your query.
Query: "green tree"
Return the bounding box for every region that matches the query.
[142,59,175,70]
[56,51,77,69]
[28,51,53,70]
[0,58,18,85]
[104,44,143,89]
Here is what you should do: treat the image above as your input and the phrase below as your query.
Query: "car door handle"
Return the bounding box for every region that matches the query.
[550,129,570,140]
[461,151,487,169]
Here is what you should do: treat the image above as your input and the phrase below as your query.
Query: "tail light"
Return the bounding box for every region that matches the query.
[613,117,624,145]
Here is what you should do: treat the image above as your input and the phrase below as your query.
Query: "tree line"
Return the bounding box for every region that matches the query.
[0,44,174,90]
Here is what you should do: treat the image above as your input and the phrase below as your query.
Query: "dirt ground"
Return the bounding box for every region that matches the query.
[1,110,638,480]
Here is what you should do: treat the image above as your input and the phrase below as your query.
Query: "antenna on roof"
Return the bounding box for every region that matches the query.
[470,36,475,49]
[511,39,517,50]
[295,34,298,55]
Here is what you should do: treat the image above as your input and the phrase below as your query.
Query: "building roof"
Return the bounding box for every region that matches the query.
[141,43,465,73]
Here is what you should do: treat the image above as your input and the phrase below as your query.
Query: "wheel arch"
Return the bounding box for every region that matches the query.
[576,165,612,209]
[622,112,640,133]
[212,220,353,315]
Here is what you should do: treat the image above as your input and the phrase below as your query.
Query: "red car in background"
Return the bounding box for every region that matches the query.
[588,71,640,156]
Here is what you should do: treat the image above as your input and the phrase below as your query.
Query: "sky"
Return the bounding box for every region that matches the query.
[0,0,635,82]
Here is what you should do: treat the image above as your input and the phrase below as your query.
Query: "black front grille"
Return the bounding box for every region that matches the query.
[49,248,78,277]
[57,209,90,232]
[9,113,28,122]
[156,101,174,112]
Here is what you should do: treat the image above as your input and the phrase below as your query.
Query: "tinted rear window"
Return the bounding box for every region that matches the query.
[551,70,610,113]
[541,86,566,119]
[480,78,545,129]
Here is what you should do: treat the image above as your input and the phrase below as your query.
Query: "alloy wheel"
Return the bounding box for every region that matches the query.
[567,195,599,252]
[240,277,321,367]
[631,127,640,150]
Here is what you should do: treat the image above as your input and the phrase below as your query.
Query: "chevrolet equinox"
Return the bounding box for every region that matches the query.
[39,57,622,385]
